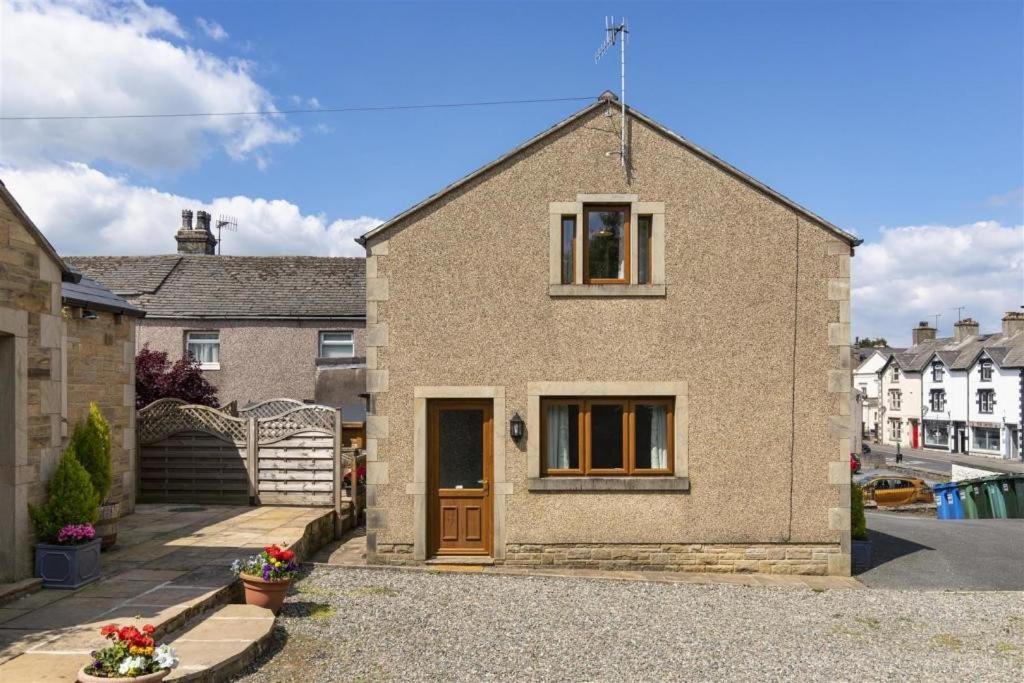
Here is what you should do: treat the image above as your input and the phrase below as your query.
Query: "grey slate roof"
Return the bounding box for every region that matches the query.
[62,270,146,317]
[67,255,365,320]
[880,330,1024,372]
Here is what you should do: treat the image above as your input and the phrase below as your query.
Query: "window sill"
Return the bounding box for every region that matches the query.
[198,363,220,371]
[548,284,666,298]
[527,476,689,492]
[316,356,365,367]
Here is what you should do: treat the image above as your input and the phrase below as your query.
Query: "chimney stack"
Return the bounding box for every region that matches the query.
[912,321,936,345]
[1003,311,1024,337]
[175,208,217,255]
[953,318,980,342]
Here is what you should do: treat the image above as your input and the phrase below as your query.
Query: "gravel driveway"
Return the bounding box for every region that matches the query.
[234,566,1024,682]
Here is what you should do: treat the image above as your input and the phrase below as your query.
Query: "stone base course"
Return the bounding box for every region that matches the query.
[373,542,841,576]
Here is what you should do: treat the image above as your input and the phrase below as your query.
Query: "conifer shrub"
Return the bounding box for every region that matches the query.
[851,482,868,541]
[71,402,113,503]
[29,446,100,543]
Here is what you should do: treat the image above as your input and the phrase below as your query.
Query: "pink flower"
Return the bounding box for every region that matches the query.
[57,523,96,545]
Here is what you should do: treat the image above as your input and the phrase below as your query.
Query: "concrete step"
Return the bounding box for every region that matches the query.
[166,603,275,682]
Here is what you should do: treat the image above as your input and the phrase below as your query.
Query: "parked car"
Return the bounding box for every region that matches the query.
[850,452,861,474]
[861,442,872,454]
[860,477,933,506]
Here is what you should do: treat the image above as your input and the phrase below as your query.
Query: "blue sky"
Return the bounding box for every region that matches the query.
[1,0,1022,343]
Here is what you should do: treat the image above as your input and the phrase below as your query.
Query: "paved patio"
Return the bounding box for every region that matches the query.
[0,504,332,681]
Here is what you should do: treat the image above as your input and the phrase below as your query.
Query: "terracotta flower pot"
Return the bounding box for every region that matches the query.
[77,667,169,683]
[239,573,292,614]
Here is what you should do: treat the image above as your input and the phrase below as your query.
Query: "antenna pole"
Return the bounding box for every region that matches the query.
[620,18,627,168]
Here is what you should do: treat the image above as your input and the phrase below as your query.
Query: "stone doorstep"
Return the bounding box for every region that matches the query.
[165,604,276,683]
[0,579,43,608]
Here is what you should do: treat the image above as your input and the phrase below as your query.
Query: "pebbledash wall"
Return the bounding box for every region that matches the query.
[359,101,856,576]
[0,186,138,581]
[137,319,366,408]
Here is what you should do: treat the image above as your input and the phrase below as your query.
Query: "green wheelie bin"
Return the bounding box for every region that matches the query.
[983,476,1009,519]
[958,480,978,519]
[970,479,993,519]
[1002,474,1024,519]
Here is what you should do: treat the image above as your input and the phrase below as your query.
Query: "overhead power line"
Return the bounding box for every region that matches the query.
[0,95,597,122]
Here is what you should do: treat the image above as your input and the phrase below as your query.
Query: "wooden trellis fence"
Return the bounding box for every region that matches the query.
[137,398,364,532]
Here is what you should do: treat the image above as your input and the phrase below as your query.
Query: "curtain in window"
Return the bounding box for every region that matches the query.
[546,405,571,469]
[649,405,668,469]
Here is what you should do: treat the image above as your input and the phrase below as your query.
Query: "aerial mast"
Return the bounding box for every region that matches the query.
[595,16,629,168]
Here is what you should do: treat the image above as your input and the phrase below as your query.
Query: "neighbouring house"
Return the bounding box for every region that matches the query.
[877,316,1024,458]
[0,181,144,582]
[69,210,367,417]
[356,92,861,576]
[853,345,902,440]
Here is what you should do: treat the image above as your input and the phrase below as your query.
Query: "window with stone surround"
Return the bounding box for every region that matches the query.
[977,389,995,414]
[929,389,946,412]
[185,331,220,370]
[548,195,665,296]
[979,360,992,381]
[542,397,673,476]
[318,331,354,359]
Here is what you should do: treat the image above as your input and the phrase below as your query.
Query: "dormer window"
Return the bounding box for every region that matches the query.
[891,366,900,382]
[931,362,944,382]
[980,360,992,381]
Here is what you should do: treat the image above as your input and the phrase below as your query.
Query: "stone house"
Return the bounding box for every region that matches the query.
[70,211,367,417]
[356,92,861,576]
[877,316,1024,458]
[0,182,144,582]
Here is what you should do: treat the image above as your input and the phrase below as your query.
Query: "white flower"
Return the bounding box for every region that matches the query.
[118,656,147,675]
[153,644,179,670]
[230,559,242,574]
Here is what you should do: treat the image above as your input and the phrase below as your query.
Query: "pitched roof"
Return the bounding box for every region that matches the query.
[67,255,365,320]
[0,180,72,277]
[879,330,1024,372]
[62,269,146,317]
[357,92,861,248]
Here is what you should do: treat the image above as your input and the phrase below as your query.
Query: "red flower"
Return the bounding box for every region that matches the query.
[142,624,156,634]
[99,624,117,636]
[281,549,295,562]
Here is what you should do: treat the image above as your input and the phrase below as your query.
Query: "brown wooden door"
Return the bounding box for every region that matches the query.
[428,400,492,557]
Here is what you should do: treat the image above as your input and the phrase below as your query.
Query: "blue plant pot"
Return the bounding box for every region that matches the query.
[35,539,102,589]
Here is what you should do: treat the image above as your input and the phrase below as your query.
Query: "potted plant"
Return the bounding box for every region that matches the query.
[29,448,101,588]
[78,623,179,683]
[231,545,298,614]
[851,481,872,573]
[73,403,119,550]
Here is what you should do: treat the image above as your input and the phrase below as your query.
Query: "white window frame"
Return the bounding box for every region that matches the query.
[972,426,1000,452]
[931,363,944,382]
[929,389,946,413]
[185,331,220,370]
[892,366,900,382]
[318,330,355,359]
[978,389,995,414]
[979,360,992,382]
[889,418,902,441]
[889,389,901,410]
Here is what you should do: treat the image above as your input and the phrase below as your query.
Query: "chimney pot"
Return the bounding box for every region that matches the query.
[953,318,980,342]
[181,209,193,230]
[196,210,211,232]
[175,209,217,255]
[1002,311,1024,337]
[912,321,936,346]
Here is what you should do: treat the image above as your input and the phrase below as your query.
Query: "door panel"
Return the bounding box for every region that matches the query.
[429,400,492,556]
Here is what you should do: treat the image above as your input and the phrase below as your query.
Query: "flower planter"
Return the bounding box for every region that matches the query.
[96,501,121,551]
[77,668,169,683]
[851,538,873,574]
[239,573,292,614]
[35,538,101,589]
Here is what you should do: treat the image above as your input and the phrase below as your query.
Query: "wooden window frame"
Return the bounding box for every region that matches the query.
[541,397,674,477]
[582,204,631,285]
[636,214,653,285]
[560,215,576,285]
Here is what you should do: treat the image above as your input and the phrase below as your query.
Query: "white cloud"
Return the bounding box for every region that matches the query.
[852,221,1024,345]
[196,17,228,41]
[2,163,380,257]
[0,0,296,171]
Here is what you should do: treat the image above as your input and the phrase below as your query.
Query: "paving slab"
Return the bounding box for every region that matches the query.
[0,652,89,682]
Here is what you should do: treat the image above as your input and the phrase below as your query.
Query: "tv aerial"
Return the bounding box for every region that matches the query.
[595,16,629,168]
[214,215,237,255]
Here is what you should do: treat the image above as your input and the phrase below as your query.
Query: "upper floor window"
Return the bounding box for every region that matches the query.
[319,331,354,359]
[584,205,629,284]
[542,397,673,476]
[186,331,220,370]
[889,389,902,410]
[977,389,995,414]
[637,214,653,285]
[979,360,992,381]
[891,366,900,382]
[560,216,576,285]
[929,389,946,412]
[931,363,944,382]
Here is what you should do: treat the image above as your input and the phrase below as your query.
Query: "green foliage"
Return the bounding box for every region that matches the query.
[29,446,100,543]
[70,402,113,503]
[851,482,868,541]
[857,337,889,348]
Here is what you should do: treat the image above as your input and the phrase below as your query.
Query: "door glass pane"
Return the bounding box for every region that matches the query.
[637,215,652,284]
[438,409,484,489]
[590,403,624,469]
[634,403,668,469]
[586,208,626,280]
[545,403,579,470]
[560,217,575,285]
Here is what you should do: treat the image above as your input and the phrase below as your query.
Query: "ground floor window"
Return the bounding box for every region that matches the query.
[542,398,673,475]
[185,330,220,370]
[972,427,1000,452]
[888,418,901,441]
[923,422,949,448]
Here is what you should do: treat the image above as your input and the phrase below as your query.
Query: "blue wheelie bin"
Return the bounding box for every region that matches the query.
[946,483,965,520]
[933,482,951,519]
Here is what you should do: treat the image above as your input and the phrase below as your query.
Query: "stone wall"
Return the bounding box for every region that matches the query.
[65,310,137,512]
